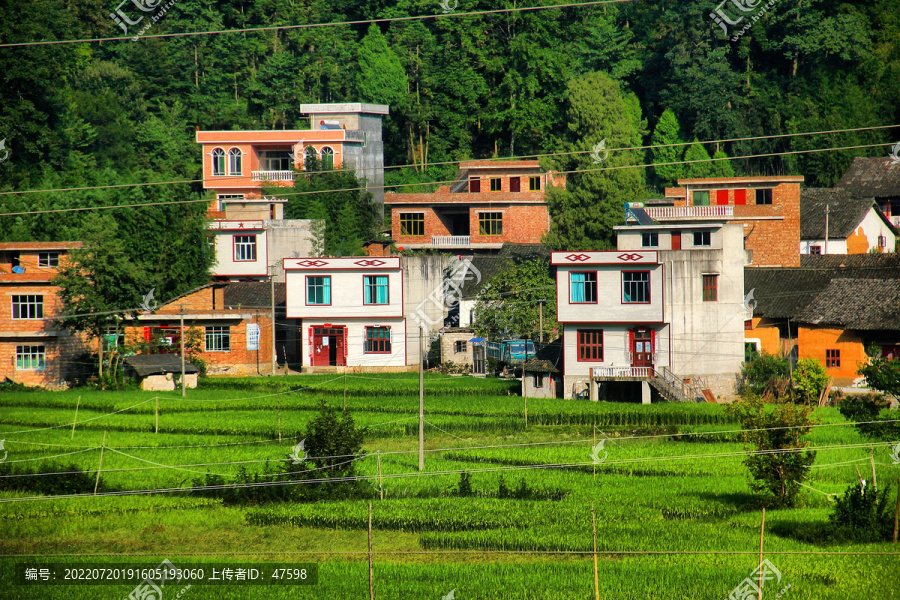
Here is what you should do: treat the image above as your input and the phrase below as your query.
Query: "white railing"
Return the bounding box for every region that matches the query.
[251,170,295,181]
[432,235,470,246]
[644,206,734,219]
[591,366,652,378]
[207,220,264,230]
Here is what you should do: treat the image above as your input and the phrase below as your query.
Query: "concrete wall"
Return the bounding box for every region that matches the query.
[266,220,320,282]
[556,263,664,324]
[284,258,403,320]
[212,228,268,278]
[523,371,561,398]
[402,255,450,365]
[440,330,475,366]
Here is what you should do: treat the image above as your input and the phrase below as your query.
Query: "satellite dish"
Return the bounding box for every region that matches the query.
[12,266,25,274]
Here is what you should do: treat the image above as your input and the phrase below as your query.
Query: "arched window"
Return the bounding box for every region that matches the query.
[212,148,225,176]
[228,148,242,175]
[321,147,334,170]
[304,146,318,171]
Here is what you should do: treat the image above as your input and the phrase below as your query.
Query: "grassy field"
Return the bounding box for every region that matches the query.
[1,374,898,599]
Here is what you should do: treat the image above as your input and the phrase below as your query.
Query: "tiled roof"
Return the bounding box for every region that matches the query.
[836,156,900,198]
[498,243,552,261]
[223,282,286,309]
[524,338,563,374]
[461,256,513,298]
[798,253,900,271]
[677,176,804,185]
[458,160,542,169]
[795,279,900,330]
[124,354,200,376]
[800,188,879,239]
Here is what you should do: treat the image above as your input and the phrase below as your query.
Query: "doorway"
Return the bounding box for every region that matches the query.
[311,326,346,366]
[631,328,653,369]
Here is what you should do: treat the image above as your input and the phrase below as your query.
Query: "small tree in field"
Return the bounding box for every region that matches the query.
[725,393,817,507]
[792,357,829,404]
[741,352,790,396]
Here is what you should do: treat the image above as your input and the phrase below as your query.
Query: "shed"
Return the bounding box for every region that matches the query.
[523,338,563,398]
[123,354,200,391]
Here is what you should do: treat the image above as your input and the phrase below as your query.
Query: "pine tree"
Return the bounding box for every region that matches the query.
[305,199,329,257]
[356,24,407,107]
[334,201,364,257]
[651,109,686,187]
[683,139,714,179]
[710,150,735,178]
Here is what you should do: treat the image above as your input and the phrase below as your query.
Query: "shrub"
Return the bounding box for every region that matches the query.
[458,471,473,497]
[836,393,900,440]
[792,357,829,404]
[741,352,790,396]
[829,483,894,542]
[0,462,99,495]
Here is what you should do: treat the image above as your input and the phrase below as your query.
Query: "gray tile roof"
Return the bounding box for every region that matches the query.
[524,338,563,374]
[795,279,900,330]
[124,354,200,376]
[222,282,286,309]
[800,188,879,239]
[460,256,514,298]
[836,156,900,198]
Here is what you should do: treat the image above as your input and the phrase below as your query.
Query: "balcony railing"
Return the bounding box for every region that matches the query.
[251,170,295,182]
[591,366,652,379]
[432,235,470,246]
[644,206,734,220]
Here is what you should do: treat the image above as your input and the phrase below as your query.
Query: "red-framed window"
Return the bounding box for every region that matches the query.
[234,235,257,261]
[745,320,753,330]
[306,275,331,305]
[365,327,391,354]
[826,349,840,368]
[570,271,597,303]
[702,274,718,301]
[577,329,603,361]
[810,246,822,255]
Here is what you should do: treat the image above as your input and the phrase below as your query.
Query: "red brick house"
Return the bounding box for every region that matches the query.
[386,160,565,251]
[0,242,85,387]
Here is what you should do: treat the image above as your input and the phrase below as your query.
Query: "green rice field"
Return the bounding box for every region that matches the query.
[1,373,898,599]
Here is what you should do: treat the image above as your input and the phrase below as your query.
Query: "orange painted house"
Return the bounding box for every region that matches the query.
[385,160,565,251]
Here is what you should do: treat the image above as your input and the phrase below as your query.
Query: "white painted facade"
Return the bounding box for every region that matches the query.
[209,220,268,279]
[284,257,407,368]
[799,207,897,254]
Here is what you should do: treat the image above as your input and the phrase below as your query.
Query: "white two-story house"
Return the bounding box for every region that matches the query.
[553,222,748,402]
[284,257,407,369]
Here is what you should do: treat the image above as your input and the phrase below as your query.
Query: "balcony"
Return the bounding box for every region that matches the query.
[591,366,653,379]
[432,235,470,246]
[644,206,734,220]
[251,171,295,182]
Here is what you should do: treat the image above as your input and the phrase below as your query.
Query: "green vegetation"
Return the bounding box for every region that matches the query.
[792,357,830,404]
[472,258,557,340]
[1,374,898,598]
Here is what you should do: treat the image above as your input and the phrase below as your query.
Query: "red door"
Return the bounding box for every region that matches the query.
[631,328,653,369]
[671,230,681,250]
[311,327,346,366]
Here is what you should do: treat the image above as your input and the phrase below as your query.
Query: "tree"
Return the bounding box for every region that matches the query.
[710,150,735,178]
[724,393,817,507]
[472,259,557,340]
[829,482,895,543]
[356,23,407,107]
[53,215,148,385]
[334,201,364,256]
[305,199,329,257]
[544,71,646,250]
[650,109,686,187]
[791,357,829,404]
[741,352,790,396]
[858,355,900,398]
[683,139,715,179]
[298,399,368,500]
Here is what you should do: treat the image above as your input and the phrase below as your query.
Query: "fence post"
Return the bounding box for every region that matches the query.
[155,397,159,434]
[368,502,375,600]
[377,450,383,500]
[592,502,599,600]
[93,431,107,495]
[71,396,81,439]
[757,508,765,600]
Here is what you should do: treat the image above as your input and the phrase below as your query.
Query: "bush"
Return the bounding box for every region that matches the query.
[829,483,894,543]
[792,358,829,404]
[741,352,790,396]
[836,393,900,440]
[0,462,99,495]
[458,471,473,497]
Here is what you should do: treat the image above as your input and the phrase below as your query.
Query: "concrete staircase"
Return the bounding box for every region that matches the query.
[649,367,706,403]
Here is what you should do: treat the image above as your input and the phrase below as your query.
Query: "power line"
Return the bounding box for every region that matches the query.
[0,0,637,49]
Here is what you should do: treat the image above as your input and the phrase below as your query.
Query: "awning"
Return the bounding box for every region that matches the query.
[469,337,485,343]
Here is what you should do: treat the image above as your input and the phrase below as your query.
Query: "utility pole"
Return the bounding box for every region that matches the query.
[419,326,425,471]
[180,305,186,397]
[539,300,544,345]
[523,335,529,428]
[271,264,277,374]
[824,204,830,255]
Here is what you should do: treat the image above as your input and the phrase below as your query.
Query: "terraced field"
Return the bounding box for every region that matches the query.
[1,374,897,599]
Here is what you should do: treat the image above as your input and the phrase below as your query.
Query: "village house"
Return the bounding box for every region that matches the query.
[553,221,748,401]
[0,242,85,388]
[799,188,897,255]
[523,338,564,398]
[385,160,565,251]
[837,156,900,230]
[744,254,900,385]
[643,175,802,267]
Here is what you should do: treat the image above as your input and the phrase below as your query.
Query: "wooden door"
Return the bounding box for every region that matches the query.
[312,327,346,366]
[631,328,653,369]
[671,230,681,250]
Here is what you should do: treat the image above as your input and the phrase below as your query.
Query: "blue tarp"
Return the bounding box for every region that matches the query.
[469,337,485,343]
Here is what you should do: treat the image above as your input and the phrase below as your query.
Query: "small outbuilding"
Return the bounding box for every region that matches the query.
[123,354,200,391]
[523,338,563,398]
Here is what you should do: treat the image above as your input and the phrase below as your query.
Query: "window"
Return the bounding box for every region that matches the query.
[693,191,709,206]
[510,177,521,192]
[12,295,43,319]
[364,275,389,305]
[878,235,887,248]
[641,232,658,248]
[734,189,747,205]
[306,276,331,305]
[365,326,391,353]
[38,252,59,267]
[469,177,481,193]
[570,272,597,303]
[756,188,773,205]
[260,150,292,171]
[205,326,231,352]
[16,345,45,370]
[454,341,467,353]
[529,176,541,191]
[217,194,245,211]
[702,274,718,301]
[577,329,603,361]
[716,190,729,205]
[212,148,226,176]
[321,147,334,170]
[693,231,711,246]
[228,148,242,175]
[826,349,840,368]
[535,373,545,388]
[489,178,501,192]
[810,245,822,255]
[479,212,503,236]
[745,320,753,330]
[234,235,257,261]
[622,271,650,303]
[400,213,425,236]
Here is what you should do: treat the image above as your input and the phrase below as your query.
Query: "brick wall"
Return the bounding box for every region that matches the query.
[391,204,549,245]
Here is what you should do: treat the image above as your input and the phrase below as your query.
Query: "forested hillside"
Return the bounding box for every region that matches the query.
[0,0,898,257]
